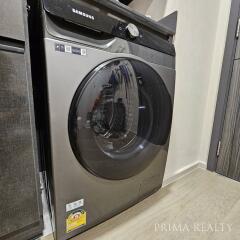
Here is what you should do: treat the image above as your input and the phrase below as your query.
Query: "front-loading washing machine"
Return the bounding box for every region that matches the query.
[35,0,176,239]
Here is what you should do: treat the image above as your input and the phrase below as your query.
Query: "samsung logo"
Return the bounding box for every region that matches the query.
[72,8,95,20]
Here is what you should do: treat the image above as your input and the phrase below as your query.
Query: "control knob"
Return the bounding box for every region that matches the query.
[126,23,140,39]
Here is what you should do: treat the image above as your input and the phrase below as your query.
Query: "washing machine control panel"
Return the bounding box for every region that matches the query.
[42,0,175,56]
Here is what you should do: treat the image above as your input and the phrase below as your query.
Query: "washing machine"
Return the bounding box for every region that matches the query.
[39,0,176,239]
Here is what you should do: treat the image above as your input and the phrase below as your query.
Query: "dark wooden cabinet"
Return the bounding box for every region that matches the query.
[0,1,43,240]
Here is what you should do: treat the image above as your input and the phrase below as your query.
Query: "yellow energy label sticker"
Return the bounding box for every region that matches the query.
[66,209,86,233]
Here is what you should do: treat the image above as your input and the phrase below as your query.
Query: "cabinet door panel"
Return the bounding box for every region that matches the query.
[0,50,42,240]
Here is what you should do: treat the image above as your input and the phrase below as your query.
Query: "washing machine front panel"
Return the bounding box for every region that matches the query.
[44,38,175,239]
[68,58,173,180]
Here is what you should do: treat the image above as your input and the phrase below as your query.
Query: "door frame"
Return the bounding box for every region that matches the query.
[208,0,240,171]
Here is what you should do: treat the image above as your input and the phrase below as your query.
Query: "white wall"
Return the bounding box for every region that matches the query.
[146,0,167,19]
[129,0,153,14]
[129,0,231,180]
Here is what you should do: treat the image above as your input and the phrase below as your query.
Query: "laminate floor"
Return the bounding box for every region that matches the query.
[42,168,240,240]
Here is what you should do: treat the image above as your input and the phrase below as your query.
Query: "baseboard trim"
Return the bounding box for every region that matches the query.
[162,161,207,188]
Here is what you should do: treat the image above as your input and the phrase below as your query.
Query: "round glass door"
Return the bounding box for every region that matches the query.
[68,58,172,180]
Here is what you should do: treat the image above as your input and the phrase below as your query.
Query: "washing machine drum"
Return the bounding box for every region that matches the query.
[69,58,172,180]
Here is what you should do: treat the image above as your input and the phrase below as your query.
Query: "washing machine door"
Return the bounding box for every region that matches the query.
[69,58,172,180]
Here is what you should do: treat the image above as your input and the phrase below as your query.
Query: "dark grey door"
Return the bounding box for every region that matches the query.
[217,60,240,181]
[0,49,43,240]
[208,0,240,180]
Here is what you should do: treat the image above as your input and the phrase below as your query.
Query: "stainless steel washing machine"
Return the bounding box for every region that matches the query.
[39,0,176,239]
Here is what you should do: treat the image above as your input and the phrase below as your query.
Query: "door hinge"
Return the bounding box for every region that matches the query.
[216,140,221,157]
[236,18,240,38]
